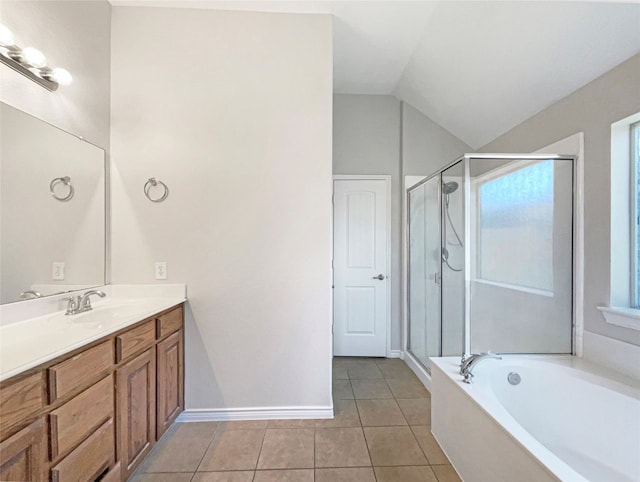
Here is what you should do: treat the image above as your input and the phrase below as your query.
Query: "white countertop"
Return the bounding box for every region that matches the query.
[0,285,186,382]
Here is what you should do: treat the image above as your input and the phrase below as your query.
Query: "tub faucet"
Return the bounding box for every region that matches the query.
[459,352,502,384]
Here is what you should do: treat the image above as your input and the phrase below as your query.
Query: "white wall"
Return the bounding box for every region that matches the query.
[0,0,111,149]
[481,54,640,348]
[110,7,333,411]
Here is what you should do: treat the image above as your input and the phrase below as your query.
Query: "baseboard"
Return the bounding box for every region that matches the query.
[403,351,432,392]
[386,350,402,358]
[177,405,334,422]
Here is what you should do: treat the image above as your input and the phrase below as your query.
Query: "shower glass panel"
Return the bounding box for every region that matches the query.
[408,177,441,368]
[441,162,465,356]
[468,157,574,353]
[406,154,575,374]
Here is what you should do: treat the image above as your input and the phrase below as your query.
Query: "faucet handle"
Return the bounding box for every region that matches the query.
[62,296,79,315]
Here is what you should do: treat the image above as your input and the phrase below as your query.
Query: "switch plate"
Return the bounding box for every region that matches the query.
[52,262,65,280]
[155,262,167,280]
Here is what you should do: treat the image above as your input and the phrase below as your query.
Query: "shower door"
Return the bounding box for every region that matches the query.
[408,176,441,369]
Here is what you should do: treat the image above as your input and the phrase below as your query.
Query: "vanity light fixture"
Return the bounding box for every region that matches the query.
[0,23,72,91]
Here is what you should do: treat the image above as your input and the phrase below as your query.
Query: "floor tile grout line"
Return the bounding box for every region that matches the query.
[254,426,268,472]
[192,421,226,474]
[409,425,433,465]
[360,425,377,475]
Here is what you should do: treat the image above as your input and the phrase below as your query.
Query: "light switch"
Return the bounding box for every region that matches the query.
[155,262,167,280]
[52,262,65,280]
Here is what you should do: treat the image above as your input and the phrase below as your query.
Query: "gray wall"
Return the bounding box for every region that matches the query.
[481,53,640,347]
[333,94,402,351]
[0,0,111,149]
[111,6,333,411]
[333,94,470,353]
[403,102,472,177]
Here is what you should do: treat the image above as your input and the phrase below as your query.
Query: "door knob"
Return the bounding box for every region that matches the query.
[372,274,386,280]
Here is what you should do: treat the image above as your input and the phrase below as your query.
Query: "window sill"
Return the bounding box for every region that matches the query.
[598,306,640,331]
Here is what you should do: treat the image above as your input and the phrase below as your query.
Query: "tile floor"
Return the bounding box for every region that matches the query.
[131,357,460,482]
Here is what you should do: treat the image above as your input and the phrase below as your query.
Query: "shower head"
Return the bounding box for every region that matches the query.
[443,181,459,195]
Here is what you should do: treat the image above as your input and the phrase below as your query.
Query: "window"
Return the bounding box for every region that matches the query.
[632,121,640,308]
[602,113,640,330]
[477,160,554,292]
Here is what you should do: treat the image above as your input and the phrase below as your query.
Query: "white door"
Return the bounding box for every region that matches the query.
[333,179,388,356]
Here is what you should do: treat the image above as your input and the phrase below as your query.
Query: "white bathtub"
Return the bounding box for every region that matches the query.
[430,356,640,482]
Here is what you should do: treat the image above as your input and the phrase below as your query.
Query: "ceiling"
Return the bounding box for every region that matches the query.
[110,1,640,148]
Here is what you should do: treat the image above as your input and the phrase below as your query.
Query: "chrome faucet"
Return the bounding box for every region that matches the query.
[20,290,42,299]
[64,290,106,315]
[459,352,502,384]
[78,290,106,311]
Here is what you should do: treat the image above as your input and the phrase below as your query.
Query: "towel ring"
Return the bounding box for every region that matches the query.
[50,176,74,201]
[144,178,169,202]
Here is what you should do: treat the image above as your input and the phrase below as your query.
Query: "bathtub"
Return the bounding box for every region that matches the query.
[430,356,640,482]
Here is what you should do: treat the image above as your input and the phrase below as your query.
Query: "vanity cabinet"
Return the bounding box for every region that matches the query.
[0,418,47,481]
[117,348,157,480]
[0,302,184,482]
[156,329,184,438]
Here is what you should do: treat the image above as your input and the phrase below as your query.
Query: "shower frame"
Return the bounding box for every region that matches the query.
[405,153,578,375]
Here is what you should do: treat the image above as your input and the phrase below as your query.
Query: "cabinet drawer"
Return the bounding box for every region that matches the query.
[99,461,121,482]
[157,305,183,339]
[116,319,155,362]
[49,375,114,459]
[48,340,113,403]
[50,418,115,482]
[0,372,44,436]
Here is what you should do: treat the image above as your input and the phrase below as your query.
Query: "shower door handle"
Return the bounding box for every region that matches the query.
[372,274,386,280]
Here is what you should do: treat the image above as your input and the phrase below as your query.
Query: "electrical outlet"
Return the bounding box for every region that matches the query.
[52,262,65,280]
[155,262,167,280]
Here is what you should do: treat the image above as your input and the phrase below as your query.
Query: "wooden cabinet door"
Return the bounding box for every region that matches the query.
[0,418,46,482]
[156,330,184,439]
[117,347,156,481]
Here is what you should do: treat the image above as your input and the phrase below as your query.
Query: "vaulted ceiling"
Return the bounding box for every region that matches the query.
[111,1,640,148]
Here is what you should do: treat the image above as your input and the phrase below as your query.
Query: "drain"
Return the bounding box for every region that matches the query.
[507,372,521,385]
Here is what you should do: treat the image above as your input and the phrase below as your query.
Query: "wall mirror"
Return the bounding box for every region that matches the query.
[0,102,105,304]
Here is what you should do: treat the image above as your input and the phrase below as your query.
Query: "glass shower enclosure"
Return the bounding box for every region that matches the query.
[407,154,575,373]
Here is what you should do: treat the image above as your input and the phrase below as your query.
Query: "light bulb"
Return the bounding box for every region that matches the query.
[50,67,72,86]
[0,24,14,47]
[21,47,46,68]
